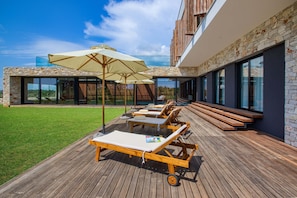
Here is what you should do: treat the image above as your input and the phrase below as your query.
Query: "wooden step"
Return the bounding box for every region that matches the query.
[189,104,245,127]
[196,101,263,119]
[191,103,253,123]
[186,106,236,131]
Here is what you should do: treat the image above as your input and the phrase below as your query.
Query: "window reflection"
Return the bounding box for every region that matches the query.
[58,78,74,104]
[216,69,225,105]
[240,56,263,112]
[24,78,40,104]
[157,78,176,104]
[41,78,57,104]
[202,76,207,101]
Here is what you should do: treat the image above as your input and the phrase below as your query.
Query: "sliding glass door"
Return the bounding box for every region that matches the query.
[240,56,263,112]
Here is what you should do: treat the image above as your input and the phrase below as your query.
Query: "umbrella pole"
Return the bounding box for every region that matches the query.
[102,62,106,133]
[134,83,137,107]
[124,77,127,114]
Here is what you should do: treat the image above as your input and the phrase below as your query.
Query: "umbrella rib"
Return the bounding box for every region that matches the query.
[118,60,140,73]
[49,56,74,64]
[76,58,93,70]
[89,54,103,64]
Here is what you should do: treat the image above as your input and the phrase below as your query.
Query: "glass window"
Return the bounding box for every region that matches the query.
[115,82,125,105]
[179,78,195,101]
[23,78,40,104]
[240,56,263,112]
[202,76,207,101]
[216,69,225,105]
[78,78,99,105]
[57,78,74,104]
[86,78,98,105]
[135,83,155,105]
[250,57,264,111]
[41,78,57,104]
[241,62,249,109]
[156,78,176,104]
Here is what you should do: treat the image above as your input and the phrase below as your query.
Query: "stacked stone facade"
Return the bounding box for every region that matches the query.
[194,3,297,147]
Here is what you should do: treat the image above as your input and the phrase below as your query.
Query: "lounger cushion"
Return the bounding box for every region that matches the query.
[128,117,167,125]
[133,111,162,116]
[92,125,187,152]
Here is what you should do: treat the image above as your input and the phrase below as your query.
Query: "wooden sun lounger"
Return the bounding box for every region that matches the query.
[128,108,185,132]
[132,102,174,118]
[89,124,198,186]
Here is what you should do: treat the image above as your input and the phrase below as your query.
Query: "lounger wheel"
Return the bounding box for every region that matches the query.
[167,174,179,186]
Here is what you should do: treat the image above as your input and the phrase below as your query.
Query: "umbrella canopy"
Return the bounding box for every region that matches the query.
[97,72,152,113]
[48,45,147,74]
[48,44,148,132]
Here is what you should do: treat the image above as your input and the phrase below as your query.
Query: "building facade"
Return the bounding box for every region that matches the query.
[171,0,297,147]
[3,0,297,148]
[3,66,198,106]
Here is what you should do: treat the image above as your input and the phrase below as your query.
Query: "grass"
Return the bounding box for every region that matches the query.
[0,105,125,185]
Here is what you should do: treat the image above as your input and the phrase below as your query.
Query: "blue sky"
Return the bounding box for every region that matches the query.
[0,0,181,90]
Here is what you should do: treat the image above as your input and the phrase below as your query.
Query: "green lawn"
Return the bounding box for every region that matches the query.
[0,105,124,185]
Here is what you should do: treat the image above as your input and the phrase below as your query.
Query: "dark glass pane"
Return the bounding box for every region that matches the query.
[157,78,176,104]
[57,78,74,104]
[241,62,249,109]
[250,56,264,111]
[23,78,40,104]
[216,69,225,105]
[41,78,57,104]
[202,76,207,101]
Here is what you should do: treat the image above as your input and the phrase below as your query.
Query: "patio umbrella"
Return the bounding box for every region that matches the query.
[48,44,148,132]
[123,79,154,108]
[97,72,152,113]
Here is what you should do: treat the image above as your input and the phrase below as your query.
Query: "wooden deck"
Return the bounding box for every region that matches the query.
[1,107,297,197]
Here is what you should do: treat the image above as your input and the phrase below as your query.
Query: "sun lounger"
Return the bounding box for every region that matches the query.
[89,124,198,186]
[128,107,185,132]
[133,102,174,118]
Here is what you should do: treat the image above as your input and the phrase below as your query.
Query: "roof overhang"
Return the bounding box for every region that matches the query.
[176,0,297,67]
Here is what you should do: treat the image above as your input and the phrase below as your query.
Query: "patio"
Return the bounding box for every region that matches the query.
[0,107,297,197]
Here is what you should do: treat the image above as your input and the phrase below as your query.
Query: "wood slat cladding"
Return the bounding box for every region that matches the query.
[185,0,195,35]
[194,0,214,15]
[171,0,214,65]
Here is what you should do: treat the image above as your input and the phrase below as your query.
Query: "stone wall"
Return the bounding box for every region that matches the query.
[195,2,297,147]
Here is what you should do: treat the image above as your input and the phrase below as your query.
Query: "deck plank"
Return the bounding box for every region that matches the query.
[0,108,297,198]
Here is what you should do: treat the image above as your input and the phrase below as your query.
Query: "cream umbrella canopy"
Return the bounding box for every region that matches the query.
[116,79,155,108]
[97,72,152,113]
[48,45,148,132]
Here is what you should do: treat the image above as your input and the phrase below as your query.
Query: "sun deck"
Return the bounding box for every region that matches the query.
[0,107,297,197]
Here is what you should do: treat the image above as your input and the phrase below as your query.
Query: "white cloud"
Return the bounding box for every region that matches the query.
[83,0,180,56]
[0,37,86,58]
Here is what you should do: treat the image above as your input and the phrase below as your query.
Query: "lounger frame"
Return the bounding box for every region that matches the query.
[89,124,198,186]
[128,108,186,132]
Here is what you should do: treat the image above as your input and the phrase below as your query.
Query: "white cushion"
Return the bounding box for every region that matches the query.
[92,124,187,152]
